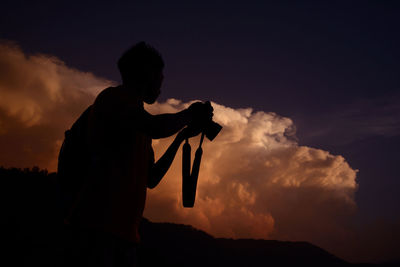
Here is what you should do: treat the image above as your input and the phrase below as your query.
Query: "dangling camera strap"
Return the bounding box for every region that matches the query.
[182,132,205,207]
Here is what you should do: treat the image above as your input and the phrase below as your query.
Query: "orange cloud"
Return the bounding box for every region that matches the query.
[1,41,365,261]
[144,100,358,260]
[0,41,113,170]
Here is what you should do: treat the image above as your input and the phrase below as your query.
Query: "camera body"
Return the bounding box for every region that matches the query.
[190,101,222,141]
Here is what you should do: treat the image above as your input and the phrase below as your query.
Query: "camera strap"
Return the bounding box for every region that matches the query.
[182,132,205,207]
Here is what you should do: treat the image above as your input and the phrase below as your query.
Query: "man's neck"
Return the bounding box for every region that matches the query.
[121,84,144,99]
[120,84,145,107]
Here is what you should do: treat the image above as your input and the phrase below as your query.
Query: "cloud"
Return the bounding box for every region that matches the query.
[4,41,397,263]
[144,100,358,259]
[0,41,114,170]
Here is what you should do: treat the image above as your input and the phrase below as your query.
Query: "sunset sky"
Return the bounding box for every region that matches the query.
[1,1,400,263]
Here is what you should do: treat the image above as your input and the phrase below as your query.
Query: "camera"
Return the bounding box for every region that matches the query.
[189,101,222,141]
[202,119,222,141]
[182,101,222,208]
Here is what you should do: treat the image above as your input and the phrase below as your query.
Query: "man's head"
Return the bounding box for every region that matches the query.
[118,42,164,104]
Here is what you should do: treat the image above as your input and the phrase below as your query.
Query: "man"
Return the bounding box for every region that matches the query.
[65,42,212,266]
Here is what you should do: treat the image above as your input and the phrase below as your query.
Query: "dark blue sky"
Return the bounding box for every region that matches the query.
[2,1,400,224]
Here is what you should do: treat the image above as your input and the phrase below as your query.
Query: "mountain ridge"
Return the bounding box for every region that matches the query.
[138,217,348,266]
[1,166,389,266]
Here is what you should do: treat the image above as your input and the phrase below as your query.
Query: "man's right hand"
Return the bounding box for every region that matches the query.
[187,101,214,124]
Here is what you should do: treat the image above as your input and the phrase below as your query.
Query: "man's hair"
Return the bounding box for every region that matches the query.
[118,42,164,85]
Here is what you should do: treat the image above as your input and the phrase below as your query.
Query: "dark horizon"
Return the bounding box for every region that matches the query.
[1,165,391,266]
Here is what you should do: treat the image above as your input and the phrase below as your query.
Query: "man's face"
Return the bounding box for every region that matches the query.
[143,71,163,104]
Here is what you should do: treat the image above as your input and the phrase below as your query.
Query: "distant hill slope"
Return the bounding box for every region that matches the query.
[139,218,348,267]
[0,166,383,266]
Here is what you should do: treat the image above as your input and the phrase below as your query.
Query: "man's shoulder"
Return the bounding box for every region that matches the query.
[95,86,142,108]
[95,86,119,103]
[91,86,146,123]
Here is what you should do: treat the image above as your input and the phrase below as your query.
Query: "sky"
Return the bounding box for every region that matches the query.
[1,0,400,263]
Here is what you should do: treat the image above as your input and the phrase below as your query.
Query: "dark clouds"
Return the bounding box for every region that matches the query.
[297,92,400,147]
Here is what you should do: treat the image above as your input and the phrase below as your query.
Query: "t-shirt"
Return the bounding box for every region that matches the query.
[71,86,154,243]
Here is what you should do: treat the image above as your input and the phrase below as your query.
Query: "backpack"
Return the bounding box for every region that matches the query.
[57,105,92,223]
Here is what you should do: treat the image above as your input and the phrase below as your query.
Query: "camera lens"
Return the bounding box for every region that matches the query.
[204,121,222,141]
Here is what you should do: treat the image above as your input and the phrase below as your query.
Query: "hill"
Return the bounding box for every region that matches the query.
[0,166,383,266]
[139,218,348,266]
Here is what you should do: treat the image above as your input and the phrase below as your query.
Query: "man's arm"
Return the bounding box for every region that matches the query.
[147,131,185,188]
[147,126,202,189]
[134,102,213,139]
[140,109,192,139]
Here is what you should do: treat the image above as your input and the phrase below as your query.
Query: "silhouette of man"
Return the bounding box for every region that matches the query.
[64,42,212,267]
